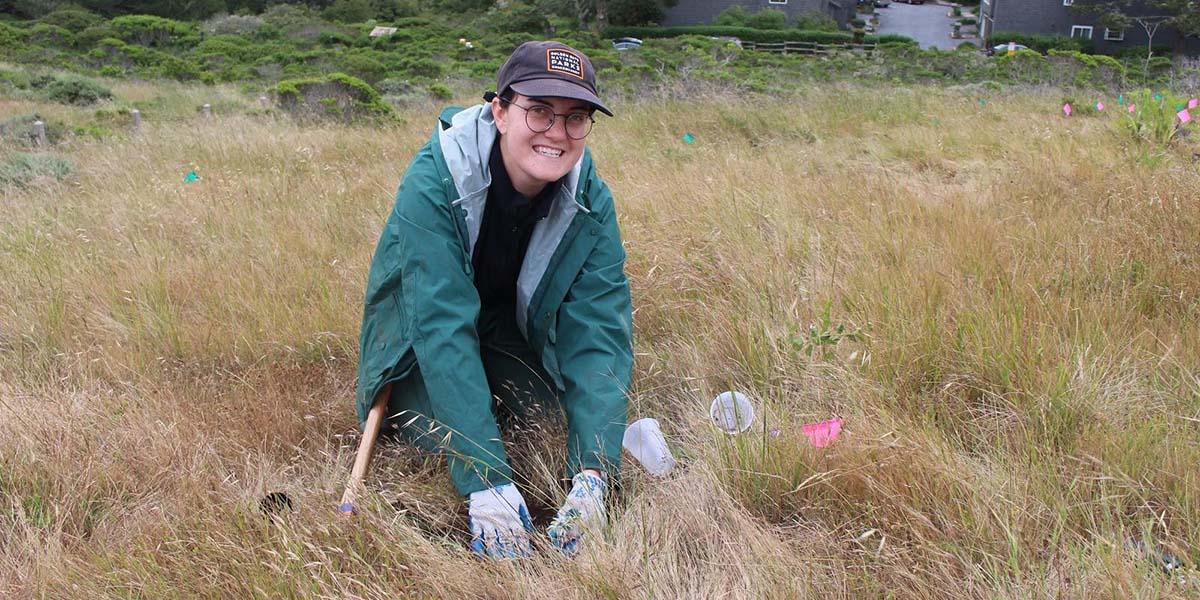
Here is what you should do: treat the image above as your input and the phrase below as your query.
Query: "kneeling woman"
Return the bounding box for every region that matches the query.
[355,40,633,558]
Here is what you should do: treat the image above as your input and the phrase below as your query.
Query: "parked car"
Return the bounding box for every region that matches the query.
[895,0,925,4]
[611,37,642,50]
[873,0,891,7]
[988,42,1030,56]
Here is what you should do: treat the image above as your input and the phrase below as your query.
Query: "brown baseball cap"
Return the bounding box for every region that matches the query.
[492,40,612,116]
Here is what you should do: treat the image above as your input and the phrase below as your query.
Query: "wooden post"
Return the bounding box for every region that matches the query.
[131,109,141,133]
[33,120,47,147]
[202,103,212,119]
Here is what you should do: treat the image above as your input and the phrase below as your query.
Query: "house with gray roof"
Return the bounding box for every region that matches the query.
[661,0,854,29]
[978,0,1200,56]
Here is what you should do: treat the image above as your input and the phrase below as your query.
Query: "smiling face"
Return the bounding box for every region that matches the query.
[491,93,591,198]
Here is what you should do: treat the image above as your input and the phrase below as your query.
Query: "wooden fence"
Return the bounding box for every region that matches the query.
[740,41,878,56]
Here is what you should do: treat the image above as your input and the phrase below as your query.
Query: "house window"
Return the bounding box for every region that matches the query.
[1104,28,1125,41]
[1070,25,1093,40]
[768,0,787,4]
[1062,0,1072,5]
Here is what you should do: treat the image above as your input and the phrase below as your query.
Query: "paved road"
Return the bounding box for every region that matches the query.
[875,3,960,50]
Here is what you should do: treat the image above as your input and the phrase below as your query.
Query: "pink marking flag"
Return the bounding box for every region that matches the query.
[1189,98,1198,110]
[1180,109,1193,124]
[1128,104,1136,113]
[801,418,843,448]
[1096,101,1105,111]
[1063,103,1073,117]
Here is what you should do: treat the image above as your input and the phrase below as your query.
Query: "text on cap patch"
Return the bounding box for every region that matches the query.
[546,48,585,80]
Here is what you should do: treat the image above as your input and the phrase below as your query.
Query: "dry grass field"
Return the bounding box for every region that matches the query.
[3,77,1200,598]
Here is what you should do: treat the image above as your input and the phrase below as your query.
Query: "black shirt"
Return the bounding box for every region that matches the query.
[472,139,554,314]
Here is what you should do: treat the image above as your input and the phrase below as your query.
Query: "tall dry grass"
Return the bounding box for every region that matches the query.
[2,80,1199,598]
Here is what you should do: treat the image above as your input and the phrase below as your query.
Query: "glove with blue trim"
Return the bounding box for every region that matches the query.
[468,483,534,558]
[546,471,607,556]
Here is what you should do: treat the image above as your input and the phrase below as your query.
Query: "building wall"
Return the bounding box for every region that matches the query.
[661,0,836,27]
[985,0,1194,55]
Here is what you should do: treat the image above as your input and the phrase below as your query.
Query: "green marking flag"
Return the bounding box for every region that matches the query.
[184,170,200,183]
[682,132,695,144]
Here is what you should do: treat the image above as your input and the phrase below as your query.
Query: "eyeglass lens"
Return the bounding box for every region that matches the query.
[524,106,593,140]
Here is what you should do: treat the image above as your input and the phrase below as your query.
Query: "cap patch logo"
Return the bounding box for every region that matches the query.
[546,48,585,80]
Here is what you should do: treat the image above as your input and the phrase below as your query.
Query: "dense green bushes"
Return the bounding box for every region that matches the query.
[0,21,28,49]
[110,15,200,48]
[0,7,1192,104]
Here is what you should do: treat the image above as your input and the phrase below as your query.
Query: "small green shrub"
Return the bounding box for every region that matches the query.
[713,6,748,27]
[427,81,453,100]
[0,115,61,146]
[38,8,101,31]
[875,34,919,46]
[273,71,394,121]
[395,55,444,78]
[793,11,838,32]
[1118,89,1194,150]
[201,14,266,36]
[318,30,356,46]
[0,68,32,90]
[1046,49,1124,88]
[0,152,73,189]
[340,50,389,83]
[745,9,788,30]
[0,21,28,50]
[374,78,415,94]
[110,15,199,48]
[27,23,74,47]
[43,75,112,105]
[75,23,115,48]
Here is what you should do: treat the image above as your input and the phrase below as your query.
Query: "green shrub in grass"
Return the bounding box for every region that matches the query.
[0,152,73,189]
[43,75,112,105]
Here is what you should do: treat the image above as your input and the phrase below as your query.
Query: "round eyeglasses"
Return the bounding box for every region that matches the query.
[504,98,595,140]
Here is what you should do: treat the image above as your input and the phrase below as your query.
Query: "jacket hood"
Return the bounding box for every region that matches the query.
[438,103,585,209]
[437,103,590,337]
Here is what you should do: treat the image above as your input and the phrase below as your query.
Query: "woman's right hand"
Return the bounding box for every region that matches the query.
[467,483,534,558]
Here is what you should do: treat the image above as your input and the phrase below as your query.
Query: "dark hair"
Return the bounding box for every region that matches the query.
[483,90,514,105]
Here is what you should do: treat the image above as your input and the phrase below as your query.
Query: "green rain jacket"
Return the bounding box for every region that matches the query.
[355,104,633,494]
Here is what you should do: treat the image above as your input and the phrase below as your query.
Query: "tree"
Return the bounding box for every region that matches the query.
[1071,0,1200,58]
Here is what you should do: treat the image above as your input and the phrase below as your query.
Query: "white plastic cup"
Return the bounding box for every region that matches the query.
[622,418,676,476]
[710,391,754,434]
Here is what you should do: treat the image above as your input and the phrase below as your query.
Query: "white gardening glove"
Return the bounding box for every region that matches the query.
[546,471,607,556]
[468,483,534,558]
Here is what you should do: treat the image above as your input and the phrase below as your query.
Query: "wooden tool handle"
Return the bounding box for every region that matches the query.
[338,385,390,515]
